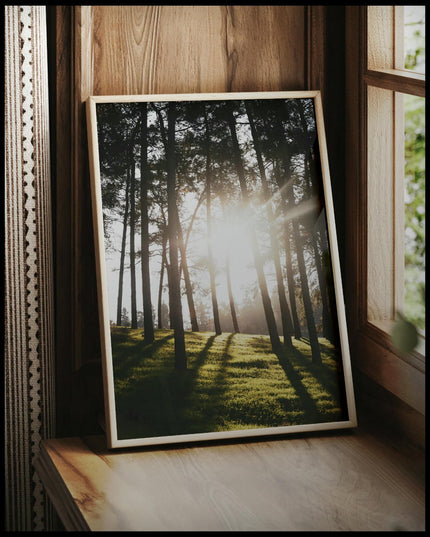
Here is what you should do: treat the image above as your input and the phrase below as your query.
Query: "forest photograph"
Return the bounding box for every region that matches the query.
[93,94,352,444]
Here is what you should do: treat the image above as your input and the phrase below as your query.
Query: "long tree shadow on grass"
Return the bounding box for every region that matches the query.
[112,328,174,381]
[113,330,346,441]
[114,331,220,440]
[274,348,321,424]
[160,334,235,436]
[156,334,217,430]
[247,336,344,424]
[191,333,235,428]
[297,337,342,377]
[290,347,347,422]
[289,338,348,419]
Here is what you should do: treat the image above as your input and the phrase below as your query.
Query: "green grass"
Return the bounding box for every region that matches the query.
[111,328,348,440]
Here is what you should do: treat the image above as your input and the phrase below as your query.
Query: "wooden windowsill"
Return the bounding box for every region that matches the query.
[368,318,425,366]
[34,430,425,532]
[351,322,425,416]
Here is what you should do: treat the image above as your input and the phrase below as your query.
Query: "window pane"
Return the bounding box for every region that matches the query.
[404,93,425,332]
[404,6,425,74]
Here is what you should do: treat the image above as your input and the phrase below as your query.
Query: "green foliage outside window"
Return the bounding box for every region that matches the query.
[404,93,425,332]
[403,6,425,333]
[404,6,425,74]
[391,7,425,353]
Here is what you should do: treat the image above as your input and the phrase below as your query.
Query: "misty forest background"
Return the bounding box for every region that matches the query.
[96,97,348,439]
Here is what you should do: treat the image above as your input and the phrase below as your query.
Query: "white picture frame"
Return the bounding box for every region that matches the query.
[86,91,357,449]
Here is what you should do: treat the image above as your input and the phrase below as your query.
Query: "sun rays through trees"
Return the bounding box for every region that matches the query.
[98,98,338,358]
[96,95,348,440]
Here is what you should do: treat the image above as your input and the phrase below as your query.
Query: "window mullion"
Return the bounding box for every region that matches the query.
[364,69,425,97]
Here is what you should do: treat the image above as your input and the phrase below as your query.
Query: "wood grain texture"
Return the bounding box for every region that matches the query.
[88,5,306,96]
[36,433,425,532]
[34,448,90,531]
[364,69,426,97]
[367,85,395,322]
[367,6,395,70]
[307,6,326,101]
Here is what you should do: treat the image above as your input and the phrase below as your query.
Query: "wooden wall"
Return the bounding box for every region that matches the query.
[48,5,340,437]
[87,6,307,95]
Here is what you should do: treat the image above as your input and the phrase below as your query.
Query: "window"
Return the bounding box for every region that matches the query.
[402,5,425,338]
[344,5,425,416]
[366,5,425,356]
[404,93,425,334]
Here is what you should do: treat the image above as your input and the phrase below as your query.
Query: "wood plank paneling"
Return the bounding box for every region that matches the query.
[307,6,326,100]
[367,6,395,70]
[87,5,305,96]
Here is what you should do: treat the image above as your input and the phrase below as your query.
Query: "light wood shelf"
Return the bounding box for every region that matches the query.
[35,430,425,532]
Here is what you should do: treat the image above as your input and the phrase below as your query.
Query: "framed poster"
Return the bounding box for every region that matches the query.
[86,91,357,449]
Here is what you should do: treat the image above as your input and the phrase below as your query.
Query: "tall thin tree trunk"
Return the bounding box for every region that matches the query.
[129,158,137,329]
[157,247,165,329]
[204,106,222,335]
[318,224,337,343]
[157,226,167,330]
[311,227,331,340]
[227,102,282,354]
[275,165,320,361]
[295,99,326,356]
[166,102,187,369]
[284,219,302,339]
[301,140,332,341]
[225,254,240,333]
[117,172,130,326]
[159,210,174,330]
[140,103,154,342]
[271,161,302,339]
[292,217,322,364]
[175,213,199,331]
[180,189,205,257]
[245,101,294,350]
[178,190,205,333]
[167,256,173,330]
[220,197,240,333]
